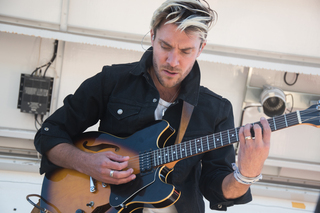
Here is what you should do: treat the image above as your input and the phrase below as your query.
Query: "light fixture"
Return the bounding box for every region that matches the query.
[260,85,286,117]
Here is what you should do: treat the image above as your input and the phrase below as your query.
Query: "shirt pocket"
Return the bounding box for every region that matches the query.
[107,101,141,120]
[104,97,143,136]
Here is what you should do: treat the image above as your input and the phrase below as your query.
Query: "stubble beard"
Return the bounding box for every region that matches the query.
[152,57,183,89]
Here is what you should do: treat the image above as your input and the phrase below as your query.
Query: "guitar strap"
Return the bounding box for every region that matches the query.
[174,101,194,145]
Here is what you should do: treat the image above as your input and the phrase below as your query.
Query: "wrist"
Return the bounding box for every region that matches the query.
[232,163,262,185]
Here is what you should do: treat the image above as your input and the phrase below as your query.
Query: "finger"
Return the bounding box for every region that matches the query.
[108,169,136,185]
[111,168,135,179]
[107,159,129,171]
[253,123,262,142]
[260,117,271,144]
[243,123,253,140]
[106,151,130,162]
[238,126,245,145]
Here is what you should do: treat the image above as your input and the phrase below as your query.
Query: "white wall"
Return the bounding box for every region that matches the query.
[0,0,319,58]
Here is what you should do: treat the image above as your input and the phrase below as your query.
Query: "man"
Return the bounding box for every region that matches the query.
[34,0,271,212]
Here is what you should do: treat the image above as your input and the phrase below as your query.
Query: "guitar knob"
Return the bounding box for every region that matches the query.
[75,210,85,213]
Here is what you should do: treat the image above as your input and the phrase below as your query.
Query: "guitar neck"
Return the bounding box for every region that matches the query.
[150,110,301,167]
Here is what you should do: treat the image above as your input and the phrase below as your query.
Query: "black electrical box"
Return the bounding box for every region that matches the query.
[17,74,54,115]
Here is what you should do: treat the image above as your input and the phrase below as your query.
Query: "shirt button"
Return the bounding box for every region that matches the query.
[44,127,49,131]
[117,109,123,115]
[217,204,222,209]
[153,98,157,103]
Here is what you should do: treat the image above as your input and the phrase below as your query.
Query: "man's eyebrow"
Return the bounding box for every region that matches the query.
[159,39,172,48]
[159,39,195,51]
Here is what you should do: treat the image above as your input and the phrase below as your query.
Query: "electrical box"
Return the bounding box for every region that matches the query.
[17,74,54,115]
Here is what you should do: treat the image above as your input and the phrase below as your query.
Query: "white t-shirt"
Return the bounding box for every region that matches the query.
[154,98,172,120]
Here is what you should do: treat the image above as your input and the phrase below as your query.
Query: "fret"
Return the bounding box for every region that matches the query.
[284,114,288,127]
[195,139,199,153]
[184,142,187,157]
[206,135,210,150]
[275,115,287,130]
[153,150,157,166]
[158,149,162,165]
[195,139,198,153]
[189,140,192,155]
[220,132,223,146]
[279,115,286,129]
[180,143,186,158]
[296,111,302,124]
[213,134,216,148]
[155,150,158,166]
[150,151,154,167]
[175,145,178,161]
[289,112,299,126]
[170,146,174,162]
[194,139,198,153]
[229,128,237,143]
[161,149,167,164]
[227,130,231,144]
[235,128,239,142]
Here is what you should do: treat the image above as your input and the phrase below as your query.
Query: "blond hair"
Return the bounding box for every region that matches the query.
[151,0,217,42]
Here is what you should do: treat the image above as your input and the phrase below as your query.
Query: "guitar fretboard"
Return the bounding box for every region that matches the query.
[139,111,301,171]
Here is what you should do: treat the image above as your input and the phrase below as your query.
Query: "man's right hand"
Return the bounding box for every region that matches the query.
[46,143,136,184]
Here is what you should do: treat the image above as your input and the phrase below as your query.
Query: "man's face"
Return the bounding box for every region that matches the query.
[151,23,206,89]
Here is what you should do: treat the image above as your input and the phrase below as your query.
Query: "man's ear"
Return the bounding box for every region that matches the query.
[150,29,155,46]
[197,42,206,57]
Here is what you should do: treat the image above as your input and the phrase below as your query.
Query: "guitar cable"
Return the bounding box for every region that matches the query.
[26,194,51,213]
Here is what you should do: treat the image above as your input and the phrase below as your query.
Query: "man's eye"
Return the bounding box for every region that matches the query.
[161,45,170,50]
[182,50,192,55]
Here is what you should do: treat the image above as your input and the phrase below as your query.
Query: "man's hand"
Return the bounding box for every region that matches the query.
[47,143,136,185]
[222,117,271,199]
[81,151,136,185]
[237,117,271,177]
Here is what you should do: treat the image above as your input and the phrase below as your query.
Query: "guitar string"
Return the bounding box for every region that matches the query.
[127,108,320,168]
[136,113,320,169]
[130,111,320,169]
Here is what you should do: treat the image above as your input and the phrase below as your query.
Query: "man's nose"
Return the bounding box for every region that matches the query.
[166,51,179,67]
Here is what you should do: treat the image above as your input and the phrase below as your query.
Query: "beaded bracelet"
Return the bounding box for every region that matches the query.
[232,163,262,185]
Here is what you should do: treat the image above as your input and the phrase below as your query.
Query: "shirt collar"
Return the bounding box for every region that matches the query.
[130,47,200,106]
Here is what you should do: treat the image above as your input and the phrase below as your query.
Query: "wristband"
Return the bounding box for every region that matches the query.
[232,163,262,185]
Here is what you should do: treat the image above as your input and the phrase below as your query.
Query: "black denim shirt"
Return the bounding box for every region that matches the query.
[34,48,252,212]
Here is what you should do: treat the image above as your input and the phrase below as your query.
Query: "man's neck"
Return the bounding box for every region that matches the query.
[149,67,181,103]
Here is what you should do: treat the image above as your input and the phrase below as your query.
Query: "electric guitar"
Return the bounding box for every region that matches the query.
[39,103,320,213]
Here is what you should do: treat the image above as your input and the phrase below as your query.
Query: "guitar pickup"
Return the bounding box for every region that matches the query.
[139,149,153,173]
